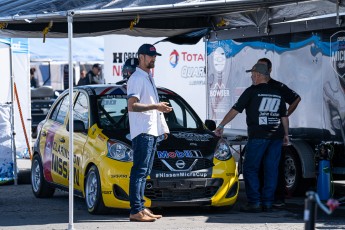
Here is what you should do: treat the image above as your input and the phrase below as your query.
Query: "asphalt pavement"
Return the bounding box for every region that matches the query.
[0,159,344,230]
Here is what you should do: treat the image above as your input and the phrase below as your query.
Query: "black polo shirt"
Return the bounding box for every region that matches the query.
[232,83,287,139]
[268,78,300,105]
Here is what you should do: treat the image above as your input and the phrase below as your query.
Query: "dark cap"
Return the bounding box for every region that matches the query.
[92,63,101,69]
[245,63,269,76]
[137,44,161,56]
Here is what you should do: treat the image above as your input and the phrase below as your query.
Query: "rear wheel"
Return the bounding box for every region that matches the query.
[31,154,55,198]
[284,148,301,195]
[85,165,108,214]
[284,148,315,196]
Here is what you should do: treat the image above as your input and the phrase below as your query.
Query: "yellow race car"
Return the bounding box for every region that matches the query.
[31,84,239,214]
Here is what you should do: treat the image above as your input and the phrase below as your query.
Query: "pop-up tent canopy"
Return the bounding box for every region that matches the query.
[1,1,345,229]
[0,0,344,41]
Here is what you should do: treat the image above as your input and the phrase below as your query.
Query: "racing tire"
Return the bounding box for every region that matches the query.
[85,165,108,214]
[283,148,304,195]
[31,154,55,198]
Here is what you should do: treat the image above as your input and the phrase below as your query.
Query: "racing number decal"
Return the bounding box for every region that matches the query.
[258,97,280,112]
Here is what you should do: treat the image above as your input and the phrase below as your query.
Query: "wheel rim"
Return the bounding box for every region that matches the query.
[31,159,41,192]
[85,171,98,209]
[285,155,296,189]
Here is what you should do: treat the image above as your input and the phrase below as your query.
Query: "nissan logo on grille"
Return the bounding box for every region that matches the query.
[175,160,186,169]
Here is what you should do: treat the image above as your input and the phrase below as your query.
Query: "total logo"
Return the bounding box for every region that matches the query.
[169,49,179,68]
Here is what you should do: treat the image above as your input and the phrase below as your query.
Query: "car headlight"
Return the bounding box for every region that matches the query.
[214,139,232,161]
[107,140,133,162]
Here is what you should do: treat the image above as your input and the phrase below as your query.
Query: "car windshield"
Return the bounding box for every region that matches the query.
[97,94,201,130]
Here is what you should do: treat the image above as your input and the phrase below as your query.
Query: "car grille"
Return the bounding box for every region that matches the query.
[152,158,214,171]
[145,178,222,201]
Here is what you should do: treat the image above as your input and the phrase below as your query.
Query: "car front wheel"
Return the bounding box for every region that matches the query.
[85,165,107,214]
[31,154,55,198]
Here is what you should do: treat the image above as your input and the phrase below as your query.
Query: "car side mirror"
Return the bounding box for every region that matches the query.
[67,120,86,133]
[205,119,216,131]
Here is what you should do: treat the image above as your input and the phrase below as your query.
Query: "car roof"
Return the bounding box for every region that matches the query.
[75,84,176,96]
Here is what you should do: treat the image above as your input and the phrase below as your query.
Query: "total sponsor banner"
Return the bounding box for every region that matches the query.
[104,35,206,120]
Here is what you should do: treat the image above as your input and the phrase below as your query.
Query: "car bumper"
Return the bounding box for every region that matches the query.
[99,157,239,209]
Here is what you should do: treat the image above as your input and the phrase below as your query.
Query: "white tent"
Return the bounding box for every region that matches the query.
[1,0,345,229]
[0,38,30,184]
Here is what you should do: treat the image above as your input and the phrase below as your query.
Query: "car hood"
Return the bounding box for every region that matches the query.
[103,129,219,156]
[103,129,219,178]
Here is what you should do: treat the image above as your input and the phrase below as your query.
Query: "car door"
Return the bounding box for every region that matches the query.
[39,94,69,185]
[50,94,71,186]
[69,91,90,191]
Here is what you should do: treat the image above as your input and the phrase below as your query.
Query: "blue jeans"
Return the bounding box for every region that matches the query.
[243,138,282,206]
[129,133,158,215]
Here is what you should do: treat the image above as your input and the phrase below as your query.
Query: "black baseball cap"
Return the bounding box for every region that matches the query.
[92,63,101,69]
[245,63,269,76]
[137,44,161,56]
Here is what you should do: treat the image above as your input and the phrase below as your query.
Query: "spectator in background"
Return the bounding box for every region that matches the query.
[88,63,105,84]
[30,67,38,88]
[116,58,139,85]
[77,69,89,86]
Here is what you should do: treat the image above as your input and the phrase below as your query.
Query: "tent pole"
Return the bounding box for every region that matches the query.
[67,11,75,230]
[336,0,342,26]
[9,40,18,185]
[204,37,209,121]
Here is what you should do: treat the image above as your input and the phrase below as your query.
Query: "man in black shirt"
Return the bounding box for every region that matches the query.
[77,69,89,86]
[258,58,301,116]
[258,58,301,207]
[215,63,289,212]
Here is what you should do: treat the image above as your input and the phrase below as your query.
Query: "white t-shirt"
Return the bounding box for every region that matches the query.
[127,67,169,140]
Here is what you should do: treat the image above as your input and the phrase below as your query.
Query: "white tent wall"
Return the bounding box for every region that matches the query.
[104,35,206,121]
[12,38,31,157]
[0,39,31,158]
[0,39,31,181]
[0,40,11,104]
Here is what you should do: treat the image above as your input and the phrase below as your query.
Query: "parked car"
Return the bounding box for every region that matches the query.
[31,84,239,214]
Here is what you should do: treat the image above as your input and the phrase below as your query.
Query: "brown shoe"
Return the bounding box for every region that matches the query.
[129,211,156,222]
[143,208,163,219]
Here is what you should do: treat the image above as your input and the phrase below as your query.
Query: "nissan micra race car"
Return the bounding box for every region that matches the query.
[31,84,239,214]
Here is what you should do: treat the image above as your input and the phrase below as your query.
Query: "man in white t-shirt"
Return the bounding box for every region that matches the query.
[127,44,172,222]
